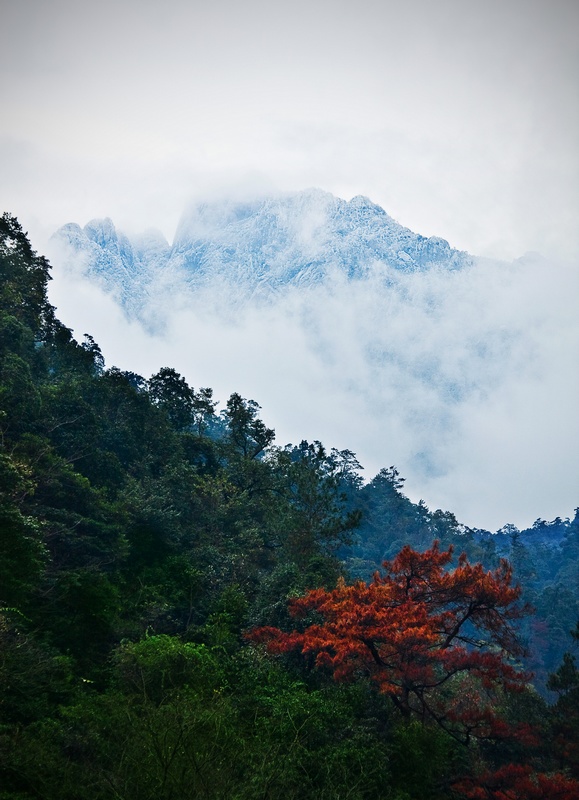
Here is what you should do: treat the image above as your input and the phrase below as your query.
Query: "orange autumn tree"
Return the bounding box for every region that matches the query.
[249,542,531,744]
[452,764,579,800]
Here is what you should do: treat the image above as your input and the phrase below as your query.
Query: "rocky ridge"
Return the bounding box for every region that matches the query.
[52,189,471,316]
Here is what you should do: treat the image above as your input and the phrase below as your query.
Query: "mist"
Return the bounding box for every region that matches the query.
[46,224,579,533]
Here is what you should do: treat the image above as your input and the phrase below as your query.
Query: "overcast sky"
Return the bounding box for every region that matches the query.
[1,0,578,529]
[1,0,578,261]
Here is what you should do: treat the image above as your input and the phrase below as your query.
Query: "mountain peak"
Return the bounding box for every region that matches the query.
[84,217,118,246]
[349,194,380,209]
[53,189,471,318]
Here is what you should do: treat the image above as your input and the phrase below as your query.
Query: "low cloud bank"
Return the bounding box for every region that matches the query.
[46,239,578,532]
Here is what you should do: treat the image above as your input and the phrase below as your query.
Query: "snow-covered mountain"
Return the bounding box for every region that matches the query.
[46,189,577,531]
[52,189,471,315]
[53,219,171,316]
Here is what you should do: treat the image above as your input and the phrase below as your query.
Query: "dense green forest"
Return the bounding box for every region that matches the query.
[1,212,578,798]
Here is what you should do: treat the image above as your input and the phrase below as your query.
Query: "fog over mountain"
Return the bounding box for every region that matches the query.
[47,189,579,532]
[53,191,471,319]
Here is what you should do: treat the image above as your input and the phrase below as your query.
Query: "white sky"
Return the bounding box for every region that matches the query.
[1,0,578,530]
[1,0,578,260]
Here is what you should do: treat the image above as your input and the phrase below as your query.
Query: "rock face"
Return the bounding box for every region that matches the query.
[52,219,171,315]
[52,189,471,314]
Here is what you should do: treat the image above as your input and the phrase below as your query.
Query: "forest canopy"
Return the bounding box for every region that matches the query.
[1,212,578,799]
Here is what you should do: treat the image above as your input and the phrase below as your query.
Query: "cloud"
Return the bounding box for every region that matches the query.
[5,0,578,531]
[46,229,579,532]
[2,0,578,263]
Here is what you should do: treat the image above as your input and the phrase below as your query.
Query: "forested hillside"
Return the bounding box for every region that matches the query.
[1,212,578,798]
[343,473,579,693]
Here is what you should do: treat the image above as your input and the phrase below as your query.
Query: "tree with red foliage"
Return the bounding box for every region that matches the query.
[452,763,579,799]
[249,542,531,744]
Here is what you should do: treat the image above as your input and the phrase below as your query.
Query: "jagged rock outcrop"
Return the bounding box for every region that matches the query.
[52,189,470,315]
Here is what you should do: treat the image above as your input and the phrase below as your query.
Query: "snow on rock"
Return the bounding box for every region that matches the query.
[52,189,471,317]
